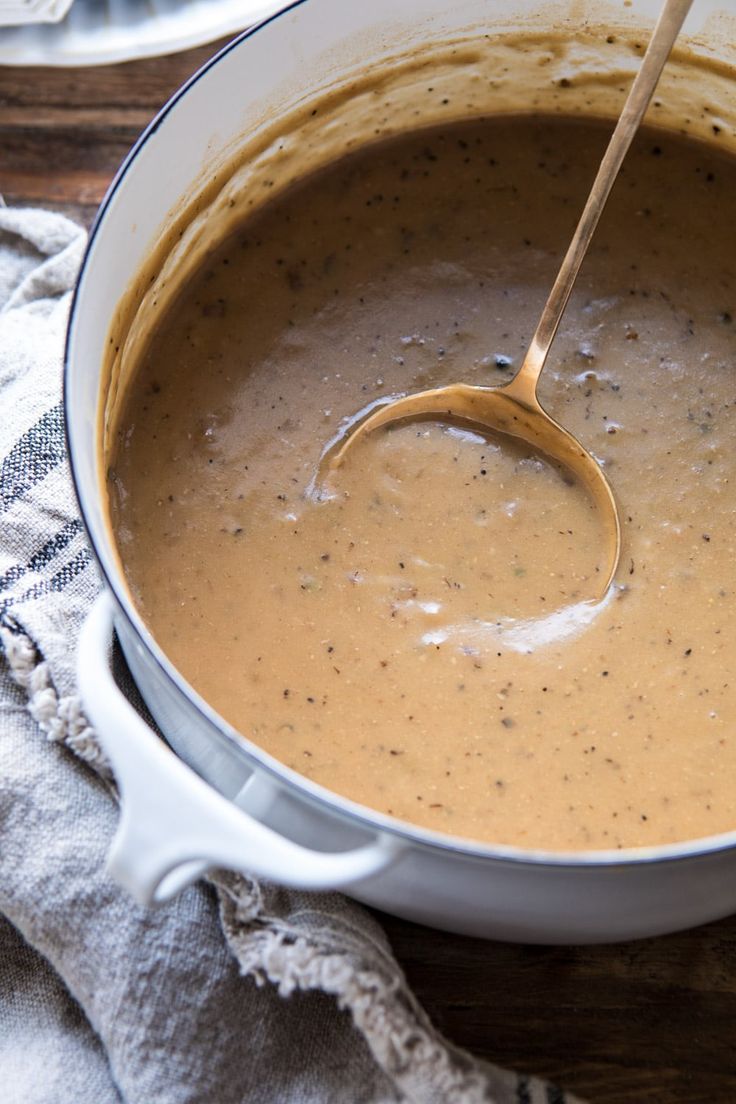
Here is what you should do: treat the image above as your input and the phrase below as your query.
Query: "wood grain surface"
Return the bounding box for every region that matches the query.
[2,40,735,1104]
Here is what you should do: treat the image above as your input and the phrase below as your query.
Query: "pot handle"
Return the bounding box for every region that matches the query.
[77,591,400,906]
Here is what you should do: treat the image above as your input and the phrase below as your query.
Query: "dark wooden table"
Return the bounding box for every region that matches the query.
[2,40,736,1104]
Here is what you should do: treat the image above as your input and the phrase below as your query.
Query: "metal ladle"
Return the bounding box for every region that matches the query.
[322,0,693,597]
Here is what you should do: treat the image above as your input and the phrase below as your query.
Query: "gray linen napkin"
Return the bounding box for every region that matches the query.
[0,205,584,1104]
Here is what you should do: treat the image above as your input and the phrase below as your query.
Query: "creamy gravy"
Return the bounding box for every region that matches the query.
[109,116,736,850]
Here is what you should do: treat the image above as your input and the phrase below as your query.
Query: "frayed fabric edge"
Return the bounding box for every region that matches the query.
[213,870,576,1104]
[0,623,112,778]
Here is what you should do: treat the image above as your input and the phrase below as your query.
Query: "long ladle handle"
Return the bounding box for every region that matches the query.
[509,0,693,402]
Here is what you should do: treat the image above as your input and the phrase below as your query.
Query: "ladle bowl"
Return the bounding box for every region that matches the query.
[323,378,621,598]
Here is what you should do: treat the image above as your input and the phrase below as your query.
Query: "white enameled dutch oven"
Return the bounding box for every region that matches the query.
[66,0,736,943]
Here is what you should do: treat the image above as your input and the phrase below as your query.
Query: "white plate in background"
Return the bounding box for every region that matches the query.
[0,0,74,27]
[0,0,283,66]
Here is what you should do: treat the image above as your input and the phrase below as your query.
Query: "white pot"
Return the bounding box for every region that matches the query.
[66,0,736,942]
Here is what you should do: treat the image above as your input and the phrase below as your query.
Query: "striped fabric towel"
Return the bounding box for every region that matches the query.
[0,205,584,1104]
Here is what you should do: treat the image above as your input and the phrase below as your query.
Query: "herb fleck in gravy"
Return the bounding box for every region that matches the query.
[109,117,736,850]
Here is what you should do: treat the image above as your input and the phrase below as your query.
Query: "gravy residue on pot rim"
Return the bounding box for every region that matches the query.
[104,30,736,852]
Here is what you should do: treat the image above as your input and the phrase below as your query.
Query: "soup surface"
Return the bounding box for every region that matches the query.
[109,116,736,850]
